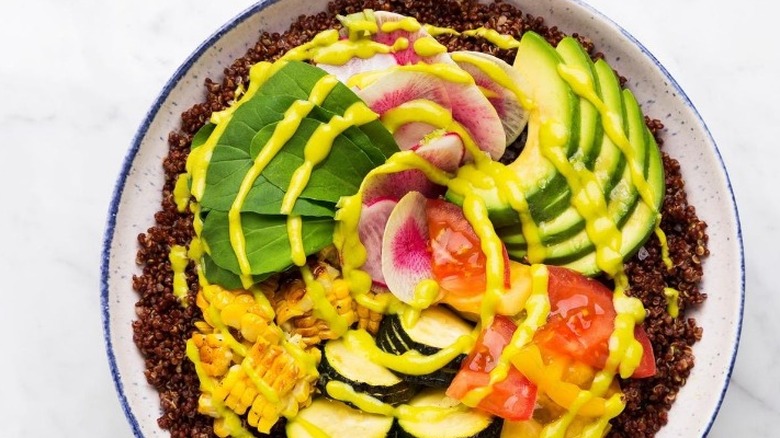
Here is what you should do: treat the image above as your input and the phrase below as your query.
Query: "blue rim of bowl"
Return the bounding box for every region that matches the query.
[100,0,281,435]
[101,0,745,437]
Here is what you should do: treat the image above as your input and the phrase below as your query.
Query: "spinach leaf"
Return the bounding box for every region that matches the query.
[202,211,335,277]
[192,123,216,150]
[200,143,336,217]
[248,119,378,204]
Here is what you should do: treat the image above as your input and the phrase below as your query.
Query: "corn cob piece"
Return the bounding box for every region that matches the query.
[190,276,321,436]
[192,333,233,378]
[355,290,385,335]
[271,261,358,347]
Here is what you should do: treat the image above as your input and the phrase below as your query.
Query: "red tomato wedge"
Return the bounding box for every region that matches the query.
[533,266,656,378]
[426,199,510,296]
[446,315,537,421]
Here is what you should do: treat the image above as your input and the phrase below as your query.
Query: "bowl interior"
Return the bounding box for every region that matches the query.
[102,0,744,436]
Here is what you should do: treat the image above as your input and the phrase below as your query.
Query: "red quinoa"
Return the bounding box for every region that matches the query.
[131,1,708,437]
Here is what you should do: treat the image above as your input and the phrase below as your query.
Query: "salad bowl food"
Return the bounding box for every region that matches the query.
[102,0,744,437]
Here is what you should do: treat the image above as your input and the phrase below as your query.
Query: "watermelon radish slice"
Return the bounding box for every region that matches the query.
[393,122,440,150]
[358,70,451,117]
[358,197,397,287]
[362,169,444,207]
[453,51,529,145]
[441,77,506,160]
[361,132,462,205]
[381,191,433,303]
[412,131,465,173]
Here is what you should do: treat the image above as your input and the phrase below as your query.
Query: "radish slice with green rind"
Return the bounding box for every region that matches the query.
[381,191,433,303]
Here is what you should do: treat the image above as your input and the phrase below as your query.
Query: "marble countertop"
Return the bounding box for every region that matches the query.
[0,0,774,435]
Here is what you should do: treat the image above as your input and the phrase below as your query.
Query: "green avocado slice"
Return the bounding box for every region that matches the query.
[459,32,664,276]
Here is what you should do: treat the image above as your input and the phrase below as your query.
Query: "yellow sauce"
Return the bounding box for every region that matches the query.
[286,215,306,266]
[281,101,378,214]
[413,36,448,57]
[168,244,190,305]
[173,173,190,213]
[300,265,350,337]
[664,287,680,318]
[450,51,533,109]
[462,28,521,50]
[343,329,473,375]
[380,16,422,33]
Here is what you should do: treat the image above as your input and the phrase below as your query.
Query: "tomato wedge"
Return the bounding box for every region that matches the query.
[446,315,537,421]
[426,199,510,296]
[533,266,656,378]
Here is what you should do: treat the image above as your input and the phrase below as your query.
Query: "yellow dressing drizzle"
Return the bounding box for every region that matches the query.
[168,244,190,305]
[413,36,448,57]
[187,62,279,201]
[462,28,521,50]
[325,380,466,423]
[450,51,533,108]
[281,101,378,214]
[558,63,671,270]
[286,215,306,266]
[664,287,680,318]
[186,340,255,438]
[423,24,460,37]
[380,16,422,33]
[173,173,190,213]
[402,279,441,327]
[300,265,350,337]
[380,100,482,158]
[343,329,473,375]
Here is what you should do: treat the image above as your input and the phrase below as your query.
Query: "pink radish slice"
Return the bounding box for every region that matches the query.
[358,70,451,116]
[443,80,506,161]
[358,197,397,287]
[381,191,433,303]
[362,170,444,207]
[413,132,465,173]
[453,51,529,145]
[394,122,439,150]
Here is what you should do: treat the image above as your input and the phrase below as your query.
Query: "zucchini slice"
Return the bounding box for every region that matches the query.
[319,337,416,405]
[393,389,503,438]
[377,306,473,388]
[287,397,393,438]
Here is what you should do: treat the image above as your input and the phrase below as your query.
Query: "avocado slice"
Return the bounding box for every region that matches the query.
[448,32,664,276]
[446,31,579,228]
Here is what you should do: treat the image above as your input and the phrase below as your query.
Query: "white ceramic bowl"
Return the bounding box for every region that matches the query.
[101,0,745,436]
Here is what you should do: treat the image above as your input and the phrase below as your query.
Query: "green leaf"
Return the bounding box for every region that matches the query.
[202,211,335,278]
[192,123,216,150]
[195,61,400,286]
[202,253,259,290]
[249,119,379,204]
[200,143,336,217]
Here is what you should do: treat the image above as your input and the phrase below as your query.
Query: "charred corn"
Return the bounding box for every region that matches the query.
[189,280,319,436]
[271,261,358,347]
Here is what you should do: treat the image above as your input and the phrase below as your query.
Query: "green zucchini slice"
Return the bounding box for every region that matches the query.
[319,337,416,405]
[377,306,473,388]
[287,397,393,438]
[392,389,502,438]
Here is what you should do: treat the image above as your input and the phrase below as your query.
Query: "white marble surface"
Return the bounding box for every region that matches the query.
[0,0,773,436]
